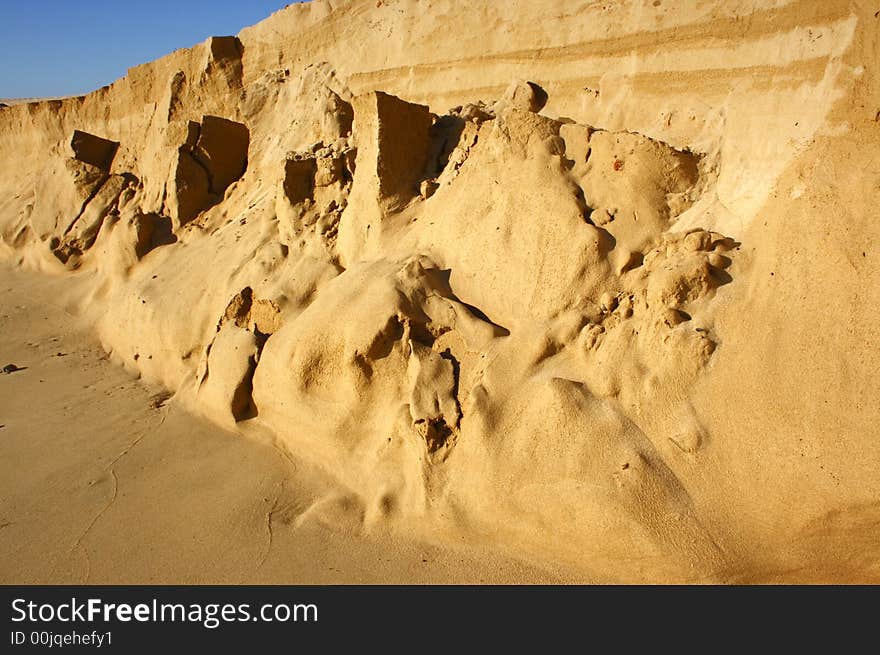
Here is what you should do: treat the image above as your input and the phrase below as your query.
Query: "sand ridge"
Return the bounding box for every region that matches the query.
[0,0,878,583]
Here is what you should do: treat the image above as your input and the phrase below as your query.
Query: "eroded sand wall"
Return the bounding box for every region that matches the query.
[0,0,877,582]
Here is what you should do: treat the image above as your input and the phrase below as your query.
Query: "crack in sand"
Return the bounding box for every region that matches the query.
[70,468,118,583]
[257,480,284,571]
[269,441,297,473]
[65,406,168,582]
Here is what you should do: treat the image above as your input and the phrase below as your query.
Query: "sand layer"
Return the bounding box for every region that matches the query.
[1,0,879,583]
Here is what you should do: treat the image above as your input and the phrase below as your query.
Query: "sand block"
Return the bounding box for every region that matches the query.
[198,324,259,422]
[70,130,119,170]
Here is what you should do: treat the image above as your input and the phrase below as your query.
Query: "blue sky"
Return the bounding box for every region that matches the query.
[0,1,298,98]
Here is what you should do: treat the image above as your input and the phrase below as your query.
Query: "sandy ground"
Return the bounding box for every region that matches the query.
[0,264,559,584]
[1,0,878,585]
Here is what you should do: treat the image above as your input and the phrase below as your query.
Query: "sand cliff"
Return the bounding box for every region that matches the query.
[1,0,878,582]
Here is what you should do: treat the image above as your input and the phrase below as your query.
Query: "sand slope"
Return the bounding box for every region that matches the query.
[0,0,878,583]
[0,265,558,583]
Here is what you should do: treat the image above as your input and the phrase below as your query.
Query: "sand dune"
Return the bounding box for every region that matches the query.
[1,0,878,583]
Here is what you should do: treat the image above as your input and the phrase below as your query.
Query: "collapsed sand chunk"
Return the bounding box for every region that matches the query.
[580,131,700,253]
[683,229,714,252]
[198,324,259,422]
[276,140,354,245]
[336,92,434,263]
[559,123,592,174]
[166,115,249,228]
[167,148,212,228]
[353,91,433,212]
[648,259,714,309]
[250,299,282,335]
[67,174,132,242]
[600,291,618,313]
[451,102,495,124]
[223,286,254,328]
[633,231,738,314]
[192,116,250,194]
[65,158,108,203]
[70,130,119,170]
[590,207,614,226]
[67,174,131,243]
[36,131,125,256]
[502,80,548,113]
[427,114,481,184]
[195,287,283,423]
[420,179,439,199]
[642,234,732,310]
[222,286,281,335]
[491,106,561,157]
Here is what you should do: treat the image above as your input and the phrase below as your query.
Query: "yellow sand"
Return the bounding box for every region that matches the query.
[1,0,878,583]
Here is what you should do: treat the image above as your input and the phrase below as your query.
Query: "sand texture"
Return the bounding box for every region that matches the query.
[1,0,878,583]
